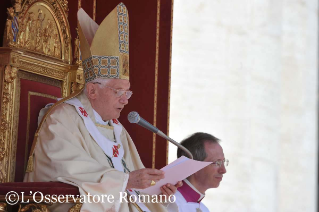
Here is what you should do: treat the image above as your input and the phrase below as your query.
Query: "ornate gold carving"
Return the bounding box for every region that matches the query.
[71,82,82,94]
[14,0,23,13]
[71,66,84,94]
[68,203,82,212]
[3,8,15,47]
[19,71,62,88]
[63,35,71,62]
[5,0,71,63]
[18,203,50,212]
[0,65,18,183]
[62,73,71,97]
[76,69,84,84]
[59,0,69,15]
[19,60,65,80]
[19,6,61,59]
[72,28,84,94]
[11,55,19,66]
[4,65,17,83]
[0,202,7,212]
[10,69,21,181]
[74,28,81,65]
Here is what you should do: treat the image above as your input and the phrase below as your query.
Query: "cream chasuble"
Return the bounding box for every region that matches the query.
[24,92,169,212]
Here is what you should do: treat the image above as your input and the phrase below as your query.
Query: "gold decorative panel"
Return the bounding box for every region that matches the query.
[3,0,72,63]
[19,5,62,58]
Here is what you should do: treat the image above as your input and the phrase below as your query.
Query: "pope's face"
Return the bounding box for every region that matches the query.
[193,142,227,190]
[95,79,130,121]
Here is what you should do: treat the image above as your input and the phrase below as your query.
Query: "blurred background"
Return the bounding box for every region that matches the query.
[169,0,318,211]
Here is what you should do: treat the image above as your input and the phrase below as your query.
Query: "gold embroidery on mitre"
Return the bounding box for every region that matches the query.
[78,2,129,83]
[121,53,129,78]
[82,55,120,82]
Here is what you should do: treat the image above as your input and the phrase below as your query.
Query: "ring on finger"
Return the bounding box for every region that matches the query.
[150,180,156,186]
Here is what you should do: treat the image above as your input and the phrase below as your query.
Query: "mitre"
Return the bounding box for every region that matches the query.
[77,2,129,83]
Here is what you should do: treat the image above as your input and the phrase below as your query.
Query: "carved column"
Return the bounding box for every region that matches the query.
[62,73,71,97]
[0,65,18,183]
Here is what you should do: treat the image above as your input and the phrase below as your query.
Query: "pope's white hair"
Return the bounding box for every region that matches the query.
[84,78,113,96]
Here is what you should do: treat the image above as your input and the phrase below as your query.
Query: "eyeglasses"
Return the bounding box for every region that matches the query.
[211,159,229,168]
[93,83,133,99]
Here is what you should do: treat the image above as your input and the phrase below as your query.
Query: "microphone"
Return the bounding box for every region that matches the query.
[128,111,193,159]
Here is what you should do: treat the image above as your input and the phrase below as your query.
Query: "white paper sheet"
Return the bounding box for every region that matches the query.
[136,156,212,195]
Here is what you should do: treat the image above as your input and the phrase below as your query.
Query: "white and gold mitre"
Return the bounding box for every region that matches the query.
[77,3,129,83]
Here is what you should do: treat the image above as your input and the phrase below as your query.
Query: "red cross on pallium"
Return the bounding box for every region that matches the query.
[112,145,119,157]
[112,119,119,124]
[79,107,88,117]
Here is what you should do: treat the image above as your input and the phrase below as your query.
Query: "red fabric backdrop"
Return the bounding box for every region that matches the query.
[15,78,61,182]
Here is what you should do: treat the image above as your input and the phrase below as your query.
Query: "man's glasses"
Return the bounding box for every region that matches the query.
[211,159,229,168]
[93,83,133,99]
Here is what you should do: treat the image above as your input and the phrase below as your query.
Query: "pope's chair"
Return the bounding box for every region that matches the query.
[0,48,81,212]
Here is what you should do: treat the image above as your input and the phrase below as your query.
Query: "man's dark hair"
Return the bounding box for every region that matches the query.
[177,132,220,161]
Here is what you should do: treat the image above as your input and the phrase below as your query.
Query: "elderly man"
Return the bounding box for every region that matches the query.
[24,3,180,212]
[168,132,228,212]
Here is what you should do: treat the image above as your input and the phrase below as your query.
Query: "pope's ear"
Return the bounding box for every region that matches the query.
[86,83,99,100]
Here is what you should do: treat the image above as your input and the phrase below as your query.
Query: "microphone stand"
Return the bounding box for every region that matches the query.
[128,111,193,159]
[156,130,193,160]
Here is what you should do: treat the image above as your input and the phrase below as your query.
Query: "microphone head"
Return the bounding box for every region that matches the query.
[128,111,140,123]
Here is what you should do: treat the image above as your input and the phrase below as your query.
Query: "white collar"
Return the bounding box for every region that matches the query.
[93,109,109,125]
[184,179,205,202]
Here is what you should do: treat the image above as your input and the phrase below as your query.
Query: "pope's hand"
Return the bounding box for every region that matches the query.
[126,168,164,189]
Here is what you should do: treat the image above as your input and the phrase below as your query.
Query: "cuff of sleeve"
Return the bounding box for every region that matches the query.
[114,173,129,211]
[122,172,129,192]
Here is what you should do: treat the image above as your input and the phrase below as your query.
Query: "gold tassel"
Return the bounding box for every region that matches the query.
[25,155,34,173]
